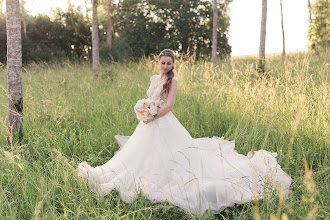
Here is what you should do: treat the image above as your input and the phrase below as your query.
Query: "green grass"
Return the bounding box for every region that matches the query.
[0,50,329,219]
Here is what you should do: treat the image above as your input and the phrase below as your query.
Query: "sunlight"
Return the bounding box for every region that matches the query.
[2,0,310,56]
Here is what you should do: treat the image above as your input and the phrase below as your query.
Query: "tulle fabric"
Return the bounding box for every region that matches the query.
[78,111,292,218]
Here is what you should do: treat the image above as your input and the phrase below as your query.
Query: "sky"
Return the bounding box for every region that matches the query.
[2,0,310,56]
[228,0,309,56]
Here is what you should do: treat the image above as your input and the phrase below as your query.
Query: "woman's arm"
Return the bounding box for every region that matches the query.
[144,80,178,124]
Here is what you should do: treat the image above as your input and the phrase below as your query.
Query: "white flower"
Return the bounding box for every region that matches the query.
[150,106,158,115]
[135,99,145,108]
[135,98,157,122]
[145,98,153,105]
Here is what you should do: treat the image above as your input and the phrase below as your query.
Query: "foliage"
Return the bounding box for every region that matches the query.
[51,8,92,61]
[308,0,330,51]
[145,0,232,60]
[22,15,67,62]
[0,13,6,64]
[0,51,329,219]
[0,8,91,64]
[0,0,232,63]
[105,0,232,60]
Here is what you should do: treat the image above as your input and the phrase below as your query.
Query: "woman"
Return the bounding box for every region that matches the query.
[78,49,292,218]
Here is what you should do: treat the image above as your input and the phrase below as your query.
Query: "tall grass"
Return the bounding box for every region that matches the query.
[0,50,329,219]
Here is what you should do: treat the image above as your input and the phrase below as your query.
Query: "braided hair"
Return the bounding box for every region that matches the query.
[158,49,175,98]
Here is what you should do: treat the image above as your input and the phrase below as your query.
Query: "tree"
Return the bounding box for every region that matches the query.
[92,0,99,77]
[20,0,26,38]
[37,9,91,61]
[0,8,92,64]
[280,0,285,57]
[308,0,329,50]
[66,0,79,40]
[258,0,267,74]
[84,0,90,19]
[1,0,233,63]
[307,0,312,24]
[145,0,232,59]
[6,0,23,141]
[0,0,4,14]
[107,0,112,53]
[0,13,7,64]
[68,0,73,12]
[212,0,218,63]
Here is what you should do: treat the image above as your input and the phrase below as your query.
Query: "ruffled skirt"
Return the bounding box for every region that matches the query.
[78,112,292,217]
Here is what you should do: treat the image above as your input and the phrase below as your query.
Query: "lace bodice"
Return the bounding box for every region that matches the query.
[147,74,178,108]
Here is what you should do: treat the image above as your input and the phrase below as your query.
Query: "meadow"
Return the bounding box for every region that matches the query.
[0,51,329,219]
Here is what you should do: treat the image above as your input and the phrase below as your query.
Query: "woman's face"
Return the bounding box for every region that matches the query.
[158,56,174,74]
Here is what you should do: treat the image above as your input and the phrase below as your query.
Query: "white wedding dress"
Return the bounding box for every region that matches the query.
[78,74,292,217]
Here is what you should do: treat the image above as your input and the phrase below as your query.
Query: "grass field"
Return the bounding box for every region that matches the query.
[0,51,329,219]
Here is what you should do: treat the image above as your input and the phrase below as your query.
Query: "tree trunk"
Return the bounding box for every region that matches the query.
[307,0,312,24]
[6,0,23,141]
[280,0,285,57]
[211,0,218,63]
[84,0,89,19]
[92,0,99,77]
[107,0,112,53]
[20,0,26,38]
[258,0,267,74]
[0,0,3,14]
[68,0,72,12]
[68,0,78,38]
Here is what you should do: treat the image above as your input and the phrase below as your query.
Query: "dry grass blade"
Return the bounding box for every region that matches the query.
[33,200,43,220]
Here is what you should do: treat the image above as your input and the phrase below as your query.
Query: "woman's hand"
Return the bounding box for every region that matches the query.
[143,117,156,124]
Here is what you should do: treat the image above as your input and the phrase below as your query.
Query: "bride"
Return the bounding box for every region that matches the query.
[78,49,292,217]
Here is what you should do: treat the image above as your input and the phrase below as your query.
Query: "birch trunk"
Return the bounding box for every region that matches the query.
[107,0,112,53]
[211,0,218,63]
[92,0,99,77]
[6,0,23,140]
[258,0,267,73]
[280,0,285,57]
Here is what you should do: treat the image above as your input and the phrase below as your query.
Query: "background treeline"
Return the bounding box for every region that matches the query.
[308,0,329,50]
[0,0,232,64]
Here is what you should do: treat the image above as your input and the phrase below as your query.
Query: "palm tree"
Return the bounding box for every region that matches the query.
[6,0,23,141]
[258,0,267,74]
[280,0,285,57]
[212,0,218,63]
[92,0,99,77]
[107,0,112,53]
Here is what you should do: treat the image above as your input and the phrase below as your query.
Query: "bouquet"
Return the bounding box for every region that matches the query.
[134,98,159,122]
